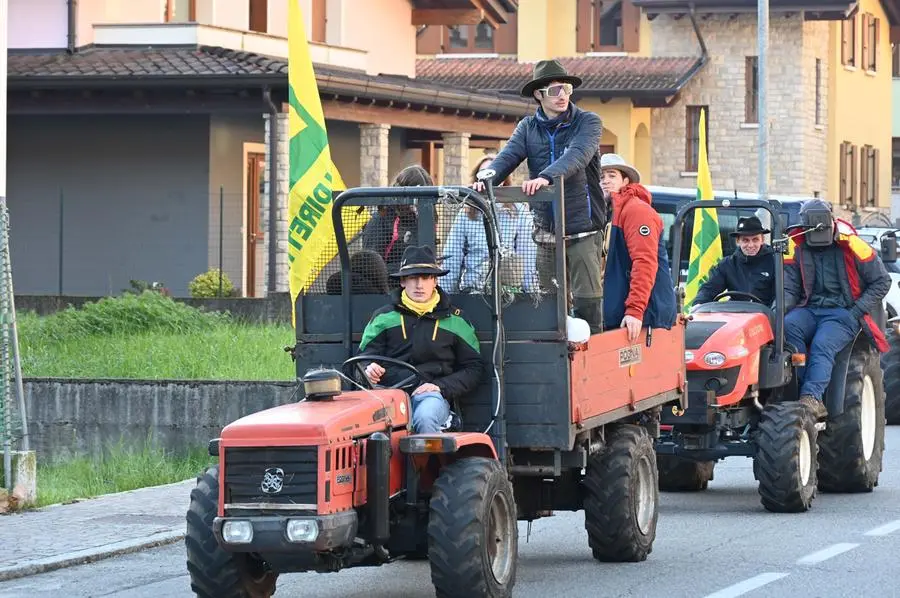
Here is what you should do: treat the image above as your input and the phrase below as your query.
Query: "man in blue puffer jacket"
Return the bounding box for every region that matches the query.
[476,60,606,331]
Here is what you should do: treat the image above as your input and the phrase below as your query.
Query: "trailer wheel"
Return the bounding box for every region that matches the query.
[818,345,886,492]
[185,466,278,598]
[657,455,715,492]
[755,402,818,513]
[428,457,517,598]
[881,328,900,425]
[584,425,658,562]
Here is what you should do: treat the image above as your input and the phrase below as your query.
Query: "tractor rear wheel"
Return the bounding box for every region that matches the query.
[583,425,658,562]
[880,328,900,425]
[185,466,278,598]
[657,455,715,492]
[428,457,517,598]
[818,345,885,492]
[755,402,818,513]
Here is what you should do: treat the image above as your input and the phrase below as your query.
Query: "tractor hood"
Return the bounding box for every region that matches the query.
[219,389,410,446]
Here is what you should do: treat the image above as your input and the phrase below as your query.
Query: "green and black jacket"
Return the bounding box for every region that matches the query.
[358,287,485,400]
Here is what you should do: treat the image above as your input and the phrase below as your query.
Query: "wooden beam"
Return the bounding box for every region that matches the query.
[411,9,485,25]
[470,0,502,27]
[322,100,516,137]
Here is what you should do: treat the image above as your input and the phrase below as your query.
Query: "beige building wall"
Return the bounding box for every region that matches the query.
[649,14,828,197]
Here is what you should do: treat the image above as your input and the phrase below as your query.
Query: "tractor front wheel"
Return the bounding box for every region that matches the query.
[657,455,715,492]
[185,466,278,598]
[428,457,518,598]
[583,425,658,562]
[755,402,818,513]
[818,345,885,492]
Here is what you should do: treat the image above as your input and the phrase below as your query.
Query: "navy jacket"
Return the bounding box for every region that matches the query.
[488,104,606,236]
[694,246,777,306]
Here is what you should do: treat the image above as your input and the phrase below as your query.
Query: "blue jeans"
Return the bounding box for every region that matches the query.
[411,390,450,434]
[784,306,860,400]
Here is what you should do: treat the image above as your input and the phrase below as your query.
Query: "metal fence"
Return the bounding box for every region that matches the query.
[0,197,28,491]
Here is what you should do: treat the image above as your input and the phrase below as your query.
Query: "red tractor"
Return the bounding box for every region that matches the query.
[657,198,887,512]
[185,183,687,597]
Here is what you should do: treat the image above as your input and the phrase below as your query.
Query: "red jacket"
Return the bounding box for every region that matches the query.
[602,184,677,328]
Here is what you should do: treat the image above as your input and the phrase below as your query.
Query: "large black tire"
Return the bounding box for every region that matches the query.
[818,346,886,492]
[428,457,517,598]
[185,466,278,598]
[583,425,658,562]
[881,328,900,425]
[755,402,818,513]
[657,455,715,492]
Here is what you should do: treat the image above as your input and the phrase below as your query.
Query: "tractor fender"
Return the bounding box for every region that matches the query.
[399,432,497,460]
[824,331,872,417]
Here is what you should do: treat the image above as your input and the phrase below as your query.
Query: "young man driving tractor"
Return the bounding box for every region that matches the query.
[358,245,485,433]
[784,199,891,419]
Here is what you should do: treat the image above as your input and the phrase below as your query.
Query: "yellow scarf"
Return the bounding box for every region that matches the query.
[401,290,440,317]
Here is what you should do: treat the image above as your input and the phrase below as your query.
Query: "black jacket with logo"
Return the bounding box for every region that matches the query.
[694,245,777,306]
[358,288,485,400]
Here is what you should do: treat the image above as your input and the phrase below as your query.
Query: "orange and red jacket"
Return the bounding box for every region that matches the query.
[602,184,677,329]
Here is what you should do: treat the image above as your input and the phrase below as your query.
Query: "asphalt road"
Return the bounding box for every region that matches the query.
[3,427,900,598]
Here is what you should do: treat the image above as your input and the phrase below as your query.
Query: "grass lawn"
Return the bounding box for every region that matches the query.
[3,444,215,508]
[18,292,296,380]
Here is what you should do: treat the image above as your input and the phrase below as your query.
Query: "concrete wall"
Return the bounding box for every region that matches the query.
[8,0,68,49]
[649,14,828,196]
[7,115,210,297]
[23,379,299,460]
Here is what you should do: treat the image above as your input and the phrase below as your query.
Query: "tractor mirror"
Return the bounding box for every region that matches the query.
[881,233,898,263]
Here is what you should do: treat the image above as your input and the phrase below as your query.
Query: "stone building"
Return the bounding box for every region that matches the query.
[636,0,899,223]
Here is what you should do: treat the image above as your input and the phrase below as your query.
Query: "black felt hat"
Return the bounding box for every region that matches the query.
[390,245,449,278]
[729,216,770,237]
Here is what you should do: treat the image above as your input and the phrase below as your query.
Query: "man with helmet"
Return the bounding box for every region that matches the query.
[783,199,891,418]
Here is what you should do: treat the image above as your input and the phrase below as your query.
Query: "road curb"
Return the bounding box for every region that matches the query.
[0,528,185,582]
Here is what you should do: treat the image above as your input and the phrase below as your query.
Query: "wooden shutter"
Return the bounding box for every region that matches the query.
[311,0,326,42]
[494,12,518,54]
[860,145,869,207]
[874,17,880,71]
[576,0,593,52]
[862,14,870,70]
[842,20,849,64]
[416,25,443,54]
[622,1,641,52]
[851,144,859,207]
[873,148,881,206]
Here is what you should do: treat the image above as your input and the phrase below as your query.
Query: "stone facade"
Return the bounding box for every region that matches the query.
[650,14,829,197]
[442,132,471,185]
[359,123,391,187]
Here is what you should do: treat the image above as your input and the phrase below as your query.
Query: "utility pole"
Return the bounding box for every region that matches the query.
[758,0,769,200]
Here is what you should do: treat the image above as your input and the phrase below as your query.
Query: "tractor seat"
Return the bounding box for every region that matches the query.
[692,300,775,332]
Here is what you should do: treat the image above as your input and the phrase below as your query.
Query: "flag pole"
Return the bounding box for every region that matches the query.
[758,0,769,201]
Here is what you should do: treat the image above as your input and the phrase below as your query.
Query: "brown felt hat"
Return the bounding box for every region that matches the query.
[520,59,583,98]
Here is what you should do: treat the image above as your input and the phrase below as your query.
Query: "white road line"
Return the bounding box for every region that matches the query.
[703,572,789,598]
[796,542,860,565]
[864,519,900,537]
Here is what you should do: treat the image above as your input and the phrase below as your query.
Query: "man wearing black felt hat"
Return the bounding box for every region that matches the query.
[693,216,777,307]
[357,245,485,433]
[472,59,607,332]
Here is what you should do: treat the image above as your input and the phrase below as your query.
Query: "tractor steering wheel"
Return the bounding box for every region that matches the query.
[341,355,423,391]
[713,290,764,304]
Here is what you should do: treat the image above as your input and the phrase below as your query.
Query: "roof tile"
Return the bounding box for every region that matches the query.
[415,55,702,96]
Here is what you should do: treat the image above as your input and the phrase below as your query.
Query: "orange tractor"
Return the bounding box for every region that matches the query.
[657,198,887,512]
[185,183,686,597]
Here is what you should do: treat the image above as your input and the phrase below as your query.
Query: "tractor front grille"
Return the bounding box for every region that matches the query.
[224,446,318,508]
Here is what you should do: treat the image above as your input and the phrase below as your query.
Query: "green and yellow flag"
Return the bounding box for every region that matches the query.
[287,0,368,326]
[683,108,722,308]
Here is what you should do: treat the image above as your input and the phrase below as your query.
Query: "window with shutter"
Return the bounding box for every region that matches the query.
[575,0,640,53]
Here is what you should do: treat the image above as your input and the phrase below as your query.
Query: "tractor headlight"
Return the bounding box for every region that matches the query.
[222,520,254,544]
[286,519,319,543]
[302,368,342,400]
[684,351,695,363]
[703,352,726,367]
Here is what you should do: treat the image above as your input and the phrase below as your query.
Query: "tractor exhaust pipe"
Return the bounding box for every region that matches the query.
[367,432,391,546]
